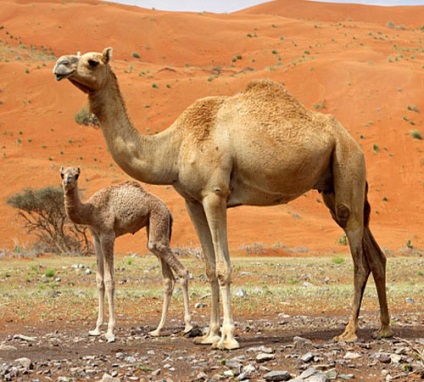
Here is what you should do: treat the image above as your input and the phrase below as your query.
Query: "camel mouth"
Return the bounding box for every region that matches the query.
[54,72,73,81]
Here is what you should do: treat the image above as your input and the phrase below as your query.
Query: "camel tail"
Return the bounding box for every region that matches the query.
[168,212,173,242]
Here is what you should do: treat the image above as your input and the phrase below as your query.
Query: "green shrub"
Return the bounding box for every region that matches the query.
[411,130,422,140]
[6,187,92,255]
[74,105,99,127]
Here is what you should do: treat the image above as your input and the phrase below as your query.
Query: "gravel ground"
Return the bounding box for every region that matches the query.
[1,311,423,382]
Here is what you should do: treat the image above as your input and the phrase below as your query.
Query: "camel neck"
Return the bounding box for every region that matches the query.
[88,72,180,185]
[64,187,88,225]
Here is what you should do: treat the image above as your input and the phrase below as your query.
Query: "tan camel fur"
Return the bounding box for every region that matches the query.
[54,48,392,350]
[60,166,193,342]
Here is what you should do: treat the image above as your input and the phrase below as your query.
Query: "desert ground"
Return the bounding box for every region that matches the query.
[0,0,423,381]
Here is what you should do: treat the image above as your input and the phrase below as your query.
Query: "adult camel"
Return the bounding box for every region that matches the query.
[53,48,392,349]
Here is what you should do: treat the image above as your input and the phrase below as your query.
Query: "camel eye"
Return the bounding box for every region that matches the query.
[88,59,99,67]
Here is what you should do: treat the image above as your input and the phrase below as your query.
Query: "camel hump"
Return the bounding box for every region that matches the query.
[245,78,287,93]
[243,79,311,121]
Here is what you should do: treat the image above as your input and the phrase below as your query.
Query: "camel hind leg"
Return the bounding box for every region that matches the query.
[322,192,371,342]
[362,191,392,339]
[147,209,193,336]
[323,146,392,341]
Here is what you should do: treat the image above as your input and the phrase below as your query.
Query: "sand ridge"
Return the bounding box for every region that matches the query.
[0,0,422,255]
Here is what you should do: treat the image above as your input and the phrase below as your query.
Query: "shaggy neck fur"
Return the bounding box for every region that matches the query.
[64,186,90,225]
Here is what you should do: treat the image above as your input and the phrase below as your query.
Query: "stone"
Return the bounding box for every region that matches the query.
[256,353,275,363]
[247,345,273,354]
[234,288,247,298]
[301,352,315,363]
[99,373,120,382]
[293,336,313,348]
[263,370,291,381]
[300,368,330,382]
[13,334,36,342]
[14,357,32,370]
[344,352,361,360]
[0,344,17,351]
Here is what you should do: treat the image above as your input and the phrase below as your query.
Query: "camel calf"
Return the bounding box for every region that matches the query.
[60,166,192,342]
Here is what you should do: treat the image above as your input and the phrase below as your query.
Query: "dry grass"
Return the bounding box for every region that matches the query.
[0,254,423,328]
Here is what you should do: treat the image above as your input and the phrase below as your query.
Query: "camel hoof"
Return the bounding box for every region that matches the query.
[149,329,161,337]
[334,332,358,343]
[193,334,221,346]
[183,324,194,334]
[105,333,116,343]
[212,338,240,350]
[373,327,393,339]
[89,329,101,337]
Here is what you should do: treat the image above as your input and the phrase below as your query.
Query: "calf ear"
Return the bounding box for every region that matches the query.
[102,47,113,64]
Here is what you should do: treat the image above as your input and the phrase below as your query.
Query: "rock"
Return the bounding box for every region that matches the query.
[325,368,338,380]
[195,302,207,308]
[85,268,92,275]
[301,352,315,363]
[263,370,291,381]
[247,345,273,354]
[344,352,361,360]
[14,357,32,370]
[152,369,161,377]
[99,373,120,382]
[0,344,17,351]
[300,368,330,382]
[238,364,256,380]
[405,297,415,304]
[293,336,313,348]
[256,353,275,363]
[226,358,243,374]
[234,288,247,298]
[390,354,402,364]
[13,334,36,342]
[195,371,208,381]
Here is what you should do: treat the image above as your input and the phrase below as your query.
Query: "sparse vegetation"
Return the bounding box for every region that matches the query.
[132,52,140,59]
[6,187,93,255]
[411,130,422,140]
[74,105,100,127]
[313,99,327,110]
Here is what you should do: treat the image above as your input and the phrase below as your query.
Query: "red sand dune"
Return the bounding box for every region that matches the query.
[0,0,423,256]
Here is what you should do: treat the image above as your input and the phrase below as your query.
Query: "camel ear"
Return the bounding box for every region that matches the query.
[60,167,64,179]
[102,47,113,64]
[77,167,81,175]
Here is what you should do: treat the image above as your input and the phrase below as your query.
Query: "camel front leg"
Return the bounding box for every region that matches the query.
[149,258,175,337]
[185,200,221,346]
[100,233,116,342]
[203,193,239,350]
[89,233,105,337]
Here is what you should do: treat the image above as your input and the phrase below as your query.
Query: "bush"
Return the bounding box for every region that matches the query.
[74,105,99,127]
[411,130,422,140]
[6,186,93,255]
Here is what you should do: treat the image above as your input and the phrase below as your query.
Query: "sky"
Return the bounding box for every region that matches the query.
[105,0,424,13]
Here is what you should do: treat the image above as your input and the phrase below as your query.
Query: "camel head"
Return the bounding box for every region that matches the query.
[60,166,80,191]
[53,48,113,94]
